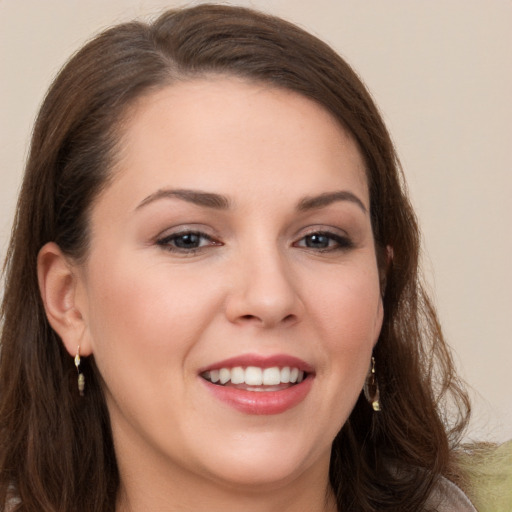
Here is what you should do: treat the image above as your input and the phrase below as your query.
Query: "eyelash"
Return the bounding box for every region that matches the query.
[156,231,219,254]
[293,231,353,252]
[156,230,353,254]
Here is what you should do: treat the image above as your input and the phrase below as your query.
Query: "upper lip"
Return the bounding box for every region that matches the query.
[198,353,315,374]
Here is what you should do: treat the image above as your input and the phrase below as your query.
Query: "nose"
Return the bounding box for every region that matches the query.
[224,247,304,328]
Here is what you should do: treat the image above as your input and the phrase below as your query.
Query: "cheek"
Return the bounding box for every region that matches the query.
[311,265,382,350]
[82,253,221,383]
[307,263,382,413]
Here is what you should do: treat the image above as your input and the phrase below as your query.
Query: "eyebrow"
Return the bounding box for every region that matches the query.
[136,188,231,210]
[297,191,367,213]
[135,188,366,214]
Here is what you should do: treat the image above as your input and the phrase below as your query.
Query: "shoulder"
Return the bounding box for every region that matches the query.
[2,485,21,512]
[3,496,20,512]
[426,476,478,512]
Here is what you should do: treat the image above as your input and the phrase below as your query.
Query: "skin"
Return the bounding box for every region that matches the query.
[38,77,384,512]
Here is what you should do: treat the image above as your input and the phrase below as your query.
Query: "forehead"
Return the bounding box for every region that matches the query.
[106,77,368,210]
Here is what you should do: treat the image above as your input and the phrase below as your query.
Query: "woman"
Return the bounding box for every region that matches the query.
[0,4,476,511]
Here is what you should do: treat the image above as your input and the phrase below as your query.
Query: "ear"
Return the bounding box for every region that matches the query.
[37,242,93,358]
[373,293,385,349]
[378,245,394,296]
[386,245,394,267]
[373,246,392,348]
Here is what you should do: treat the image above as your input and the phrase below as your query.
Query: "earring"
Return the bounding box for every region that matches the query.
[74,346,85,396]
[363,356,381,411]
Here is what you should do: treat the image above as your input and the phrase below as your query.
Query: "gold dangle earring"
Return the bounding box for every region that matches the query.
[363,356,381,411]
[74,346,85,396]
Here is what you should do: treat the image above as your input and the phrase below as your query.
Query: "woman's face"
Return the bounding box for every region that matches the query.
[74,78,383,491]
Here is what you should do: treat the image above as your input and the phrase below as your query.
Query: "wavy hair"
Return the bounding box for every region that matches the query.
[0,5,470,511]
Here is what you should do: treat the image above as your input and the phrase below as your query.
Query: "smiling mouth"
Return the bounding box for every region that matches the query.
[201,366,307,391]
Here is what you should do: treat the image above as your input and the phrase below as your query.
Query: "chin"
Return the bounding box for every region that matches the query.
[197,434,330,490]
[209,458,307,490]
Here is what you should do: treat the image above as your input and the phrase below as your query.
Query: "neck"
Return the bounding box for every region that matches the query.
[117,478,337,512]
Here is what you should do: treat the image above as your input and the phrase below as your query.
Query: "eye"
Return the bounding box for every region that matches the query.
[156,231,220,253]
[294,231,353,251]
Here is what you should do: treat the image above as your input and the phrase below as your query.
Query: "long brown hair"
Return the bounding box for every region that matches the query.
[0,5,470,511]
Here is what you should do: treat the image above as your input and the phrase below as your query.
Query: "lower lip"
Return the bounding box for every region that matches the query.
[200,376,314,415]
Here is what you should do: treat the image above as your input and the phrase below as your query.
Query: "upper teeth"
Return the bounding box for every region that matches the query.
[203,366,305,386]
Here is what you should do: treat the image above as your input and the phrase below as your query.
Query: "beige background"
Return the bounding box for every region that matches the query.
[1,0,510,441]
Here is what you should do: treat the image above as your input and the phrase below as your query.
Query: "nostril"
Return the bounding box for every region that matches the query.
[238,313,297,325]
[282,314,296,323]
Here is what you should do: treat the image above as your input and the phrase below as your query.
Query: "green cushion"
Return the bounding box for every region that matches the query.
[459,440,512,512]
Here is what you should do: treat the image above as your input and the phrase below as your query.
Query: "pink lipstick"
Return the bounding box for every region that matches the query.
[198,353,314,415]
